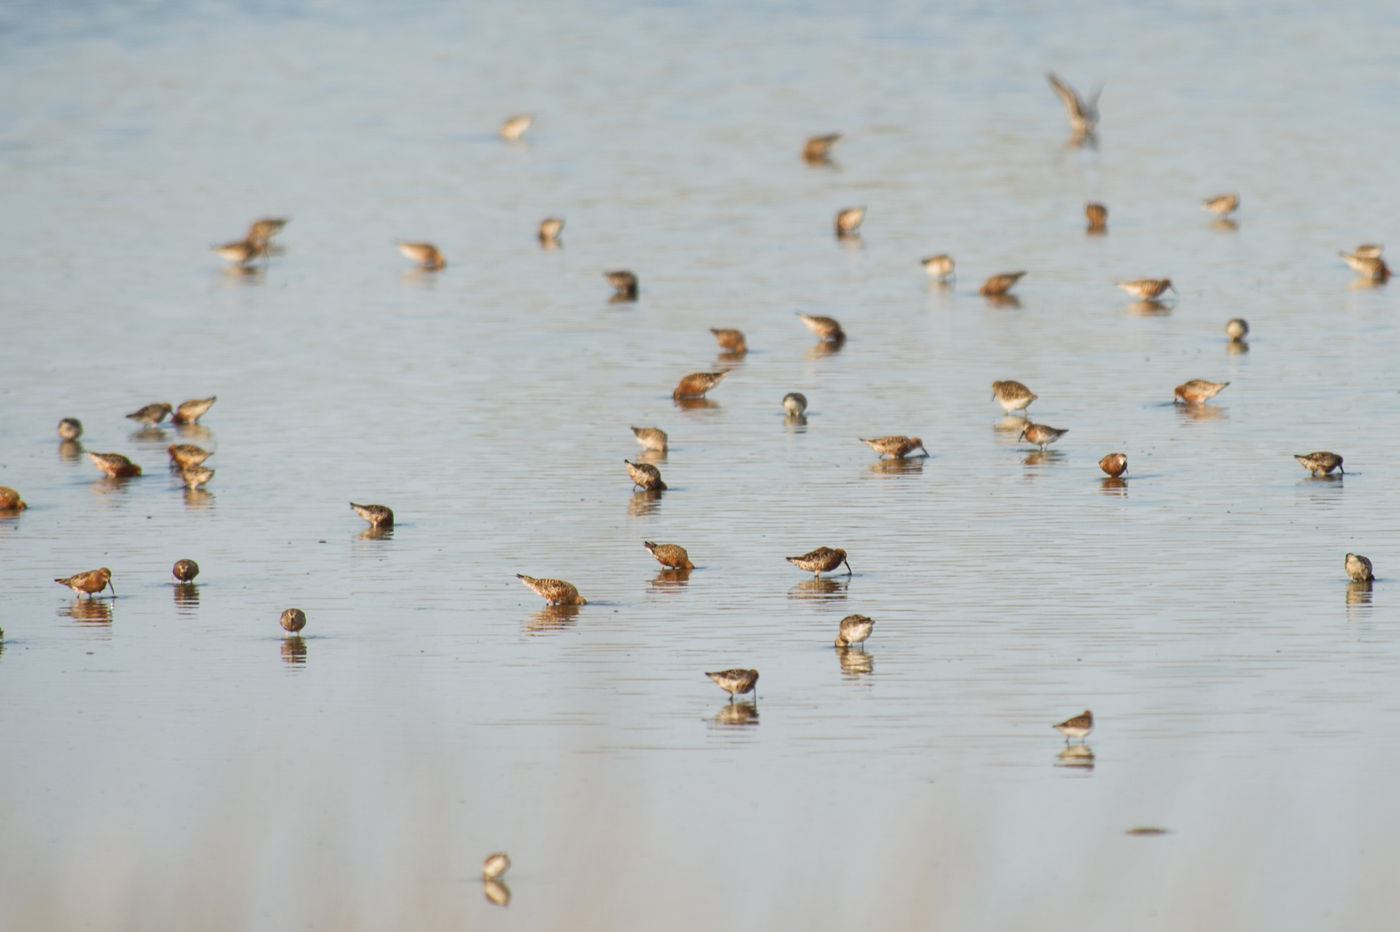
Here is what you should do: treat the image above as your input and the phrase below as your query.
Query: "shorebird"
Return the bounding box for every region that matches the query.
[1294,452,1343,477]
[397,241,445,270]
[705,668,759,701]
[516,574,586,605]
[1046,72,1099,139]
[672,371,726,400]
[786,546,851,577]
[1174,380,1229,405]
[350,502,394,527]
[1085,203,1107,231]
[54,567,114,599]
[859,436,927,459]
[172,559,200,582]
[835,206,865,236]
[625,459,666,491]
[803,133,841,163]
[980,271,1026,297]
[1354,244,1384,259]
[1116,279,1175,300]
[630,426,668,452]
[212,238,266,266]
[1225,318,1249,341]
[0,486,27,510]
[538,217,564,245]
[482,853,511,881]
[280,608,307,633]
[172,396,216,425]
[1098,453,1127,478]
[246,217,288,245]
[782,392,807,416]
[126,402,173,426]
[500,114,533,141]
[1346,553,1374,582]
[167,444,211,469]
[796,312,844,342]
[87,451,142,478]
[1202,193,1239,216]
[57,417,83,440]
[180,466,214,490]
[1019,422,1067,451]
[1054,709,1094,742]
[921,254,955,281]
[1340,250,1390,281]
[644,541,693,569]
[991,380,1036,415]
[710,328,747,353]
[835,614,874,648]
[605,270,638,299]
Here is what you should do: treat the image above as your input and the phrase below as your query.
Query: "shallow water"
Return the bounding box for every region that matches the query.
[3,1,1400,928]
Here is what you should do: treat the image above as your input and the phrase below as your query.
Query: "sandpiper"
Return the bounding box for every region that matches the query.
[168,444,212,469]
[1046,72,1099,139]
[835,206,865,236]
[705,668,759,701]
[796,312,844,342]
[1085,202,1108,231]
[172,396,216,425]
[87,451,142,478]
[212,238,266,266]
[786,546,851,577]
[516,574,586,605]
[710,328,747,353]
[280,608,307,633]
[782,392,808,416]
[921,254,955,280]
[127,402,173,426]
[246,217,288,245]
[1019,422,1067,451]
[630,426,668,452]
[397,241,445,270]
[538,217,564,245]
[644,541,693,569]
[54,567,114,599]
[1054,709,1093,742]
[1174,380,1229,405]
[980,271,1026,297]
[1116,279,1175,300]
[1340,250,1390,281]
[172,559,200,582]
[1294,452,1343,477]
[672,371,726,400]
[350,502,395,527]
[1225,318,1249,341]
[1354,244,1384,259]
[500,114,533,141]
[803,133,841,162]
[835,614,874,648]
[1202,193,1239,216]
[1346,553,1374,582]
[991,380,1037,415]
[604,270,638,300]
[482,853,511,881]
[625,459,666,491]
[1098,453,1127,478]
[0,486,26,510]
[57,417,83,440]
[180,466,214,490]
[860,436,927,459]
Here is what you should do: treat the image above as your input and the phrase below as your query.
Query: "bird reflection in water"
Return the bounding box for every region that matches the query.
[173,583,200,613]
[789,576,848,601]
[62,598,113,625]
[1055,744,1095,770]
[57,440,82,461]
[836,647,874,678]
[1099,477,1127,495]
[281,636,308,666]
[221,264,266,284]
[869,457,923,477]
[358,525,393,541]
[628,489,664,517]
[183,487,215,509]
[1175,403,1225,422]
[1125,300,1171,317]
[712,701,759,727]
[649,568,692,591]
[632,447,666,466]
[483,879,511,907]
[784,414,808,432]
[1211,217,1239,233]
[525,603,581,633]
[128,427,167,443]
[983,294,1022,310]
[174,422,212,443]
[805,336,846,359]
[1347,580,1373,608]
[1226,339,1249,356]
[673,396,720,412]
[994,415,1030,437]
[1022,449,1064,467]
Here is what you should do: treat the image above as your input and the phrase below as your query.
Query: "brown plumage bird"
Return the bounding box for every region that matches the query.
[171,396,216,425]
[1046,72,1099,139]
[835,614,874,648]
[625,459,666,491]
[1019,422,1067,451]
[516,574,586,605]
[55,567,114,599]
[706,668,759,700]
[1085,202,1108,231]
[1293,452,1343,477]
[991,380,1037,415]
[803,133,841,163]
[630,426,668,452]
[180,466,214,490]
[796,312,844,342]
[57,417,83,440]
[397,241,445,270]
[87,451,142,478]
[921,254,955,280]
[980,271,1026,296]
[212,238,266,266]
[859,436,928,459]
[350,502,394,527]
[500,114,533,141]
[246,217,289,245]
[1346,553,1374,583]
[835,206,865,235]
[1202,193,1239,216]
[280,608,307,633]
[605,270,638,299]
[0,486,27,510]
[644,541,693,569]
[1098,453,1127,478]
[482,852,511,881]
[1116,279,1175,300]
[168,444,212,469]
[710,328,747,353]
[672,371,726,400]
[1340,250,1390,282]
[1173,380,1229,405]
[538,217,564,245]
[1054,709,1094,742]
[786,546,851,577]
[172,559,200,582]
[126,402,173,426]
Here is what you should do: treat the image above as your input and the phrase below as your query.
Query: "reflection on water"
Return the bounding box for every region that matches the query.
[1175,404,1226,422]
[526,604,581,633]
[57,440,82,461]
[1056,744,1096,770]
[1099,477,1128,495]
[1125,300,1171,317]
[648,568,691,591]
[175,423,212,442]
[1022,450,1066,467]
[358,525,393,541]
[632,448,666,466]
[92,476,138,496]
[994,415,1029,434]
[868,458,923,477]
[789,576,848,601]
[983,294,1021,310]
[60,598,112,625]
[1227,340,1250,355]
[280,636,307,666]
[783,414,808,432]
[1347,580,1373,610]
[1211,217,1240,233]
[673,396,719,412]
[712,702,759,727]
[805,337,845,359]
[128,427,168,443]
[182,488,215,509]
[628,489,664,517]
[835,647,873,678]
[483,879,511,908]
[173,583,200,614]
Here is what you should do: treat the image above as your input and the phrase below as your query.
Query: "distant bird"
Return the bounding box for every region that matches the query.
[1085,203,1108,232]
[212,238,266,267]
[605,270,638,299]
[1098,453,1128,478]
[538,217,564,245]
[280,608,307,633]
[483,879,511,908]
[171,396,216,425]
[782,392,808,416]
[835,614,874,648]
[1340,250,1390,282]
[1174,380,1229,405]
[1116,279,1175,300]
[625,459,666,491]
[0,486,27,510]
[1294,452,1343,477]
[921,254,955,281]
[710,328,747,353]
[180,466,214,490]
[516,574,586,605]
[672,371,726,400]
[630,426,668,452]
[167,444,212,469]
[706,668,759,701]
[1046,72,1099,139]
[87,451,142,478]
[1346,553,1374,583]
[126,402,173,426]
[1202,193,1239,216]
[859,435,928,459]
[796,312,844,342]
[1019,422,1067,451]
[57,417,83,440]
[644,541,694,569]
[500,114,533,141]
[397,241,445,270]
[803,133,841,163]
[54,567,114,599]
[980,271,1026,297]
[172,559,200,582]
[1225,318,1249,342]
[482,853,511,881]
[1054,709,1094,742]
[786,546,851,577]
[1354,244,1384,259]
[835,206,865,236]
[350,502,394,527]
[245,217,288,245]
[991,380,1037,415]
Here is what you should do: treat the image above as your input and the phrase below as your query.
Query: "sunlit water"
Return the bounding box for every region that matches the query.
[3,1,1400,928]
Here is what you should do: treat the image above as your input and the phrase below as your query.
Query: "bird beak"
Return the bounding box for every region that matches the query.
[1018,429,1028,441]
[108,580,117,598]
[844,558,852,575]
[1167,282,1178,294]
